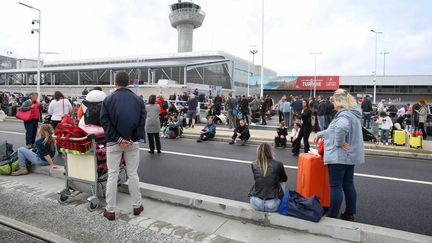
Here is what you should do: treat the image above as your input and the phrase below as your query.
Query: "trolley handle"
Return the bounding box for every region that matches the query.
[52,134,96,141]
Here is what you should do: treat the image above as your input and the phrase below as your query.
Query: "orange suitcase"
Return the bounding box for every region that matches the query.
[296,153,330,207]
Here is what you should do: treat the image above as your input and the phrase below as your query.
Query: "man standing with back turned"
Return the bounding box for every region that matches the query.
[100,71,147,220]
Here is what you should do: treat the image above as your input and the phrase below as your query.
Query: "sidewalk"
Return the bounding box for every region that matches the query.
[13,166,432,243]
[0,173,345,243]
[182,125,432,159]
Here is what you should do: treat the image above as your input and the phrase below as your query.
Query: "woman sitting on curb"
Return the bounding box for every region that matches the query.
[12,124,58,176]
[249,143,288,212]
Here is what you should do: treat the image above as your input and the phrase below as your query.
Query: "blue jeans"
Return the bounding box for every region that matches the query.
[283,112,291,127]
[363,112,371,129]
[324,114,333,129]
[381,129,389,143]
[327,164,356,218]
[318,115,326,131]
[17,147,48,168]
[250,196,280,212]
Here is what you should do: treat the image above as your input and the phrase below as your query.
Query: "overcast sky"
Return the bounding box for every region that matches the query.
[1,0,431,76]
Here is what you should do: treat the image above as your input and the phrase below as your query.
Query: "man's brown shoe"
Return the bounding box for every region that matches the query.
[103,210,115,221]
[133,205,144,216]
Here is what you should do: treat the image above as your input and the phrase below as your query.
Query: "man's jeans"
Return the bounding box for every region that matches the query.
[327,164,356,218]
[363,112,371,129]
[106,143,142,212]
[318,115,326,131]
[381,129,390,144]
[250,196,280,212]
[283,112,291,127]
[18,147,48,168]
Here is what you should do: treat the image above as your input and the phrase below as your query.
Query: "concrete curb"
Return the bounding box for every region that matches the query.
[33,166,432,243]
[181,132,432,160]
[0,215,73,243]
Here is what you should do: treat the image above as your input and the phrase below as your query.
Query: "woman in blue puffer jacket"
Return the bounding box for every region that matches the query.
[315,89,365,221]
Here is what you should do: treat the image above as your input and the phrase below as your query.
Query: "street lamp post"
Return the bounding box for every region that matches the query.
[309,52,323,98]
[260,0,264,98]
[371,29,382,104]
[19,2,41,100]
[380,51,390,76]
[247,47,258,97]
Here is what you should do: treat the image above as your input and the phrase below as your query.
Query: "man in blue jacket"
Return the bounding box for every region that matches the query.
[100,71,146,221]
[197,116,216,142]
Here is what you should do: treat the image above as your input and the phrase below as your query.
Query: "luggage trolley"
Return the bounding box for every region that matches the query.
[56,134,101,212]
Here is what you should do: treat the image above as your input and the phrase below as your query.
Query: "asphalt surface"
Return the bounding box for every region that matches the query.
[0,224,45,243]
[1,121,431,236]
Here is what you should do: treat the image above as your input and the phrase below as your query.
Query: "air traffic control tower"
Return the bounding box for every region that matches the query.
[169,1,205,52]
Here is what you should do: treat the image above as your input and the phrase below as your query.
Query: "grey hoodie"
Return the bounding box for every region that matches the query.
[317,108,365,165]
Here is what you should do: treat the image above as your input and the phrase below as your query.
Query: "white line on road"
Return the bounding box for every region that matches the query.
[1,130,431,186]
[138,148,432,186]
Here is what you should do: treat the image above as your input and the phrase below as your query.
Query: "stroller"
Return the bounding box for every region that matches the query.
[362,126,378,144]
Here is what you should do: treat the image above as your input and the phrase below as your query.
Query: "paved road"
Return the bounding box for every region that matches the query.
[1,121,431,236]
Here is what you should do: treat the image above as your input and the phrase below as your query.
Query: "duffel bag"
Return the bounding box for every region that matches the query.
[278,190,324,222]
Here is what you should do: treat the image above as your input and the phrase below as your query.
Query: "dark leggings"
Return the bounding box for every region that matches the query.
[293,126,311,154]
[24,119,38,146]
[419,122,427,139]
[147,133,161,152]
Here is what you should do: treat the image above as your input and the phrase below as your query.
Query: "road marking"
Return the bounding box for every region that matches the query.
[1,130,431,186]
[138,148,432,186]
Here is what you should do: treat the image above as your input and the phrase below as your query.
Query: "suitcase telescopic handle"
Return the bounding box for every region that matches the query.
[52,134,95,141]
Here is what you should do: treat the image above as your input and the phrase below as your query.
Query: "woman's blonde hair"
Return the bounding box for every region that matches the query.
[39,124,55,151]
[332,89,357,109]
[256,143,274,176]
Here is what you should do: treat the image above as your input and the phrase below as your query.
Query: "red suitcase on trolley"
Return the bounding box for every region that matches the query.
[296,153,330,207]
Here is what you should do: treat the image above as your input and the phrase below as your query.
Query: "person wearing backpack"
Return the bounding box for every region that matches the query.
[48,91,72,130]
[11,124,58,176]
[156,95,168,125]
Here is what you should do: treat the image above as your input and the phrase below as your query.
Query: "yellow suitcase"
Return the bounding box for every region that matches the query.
[393,130,406,146]
[409,136,423,149]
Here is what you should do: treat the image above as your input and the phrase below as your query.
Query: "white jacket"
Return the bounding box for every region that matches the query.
[377,116,393,130]
[48,99,72,121]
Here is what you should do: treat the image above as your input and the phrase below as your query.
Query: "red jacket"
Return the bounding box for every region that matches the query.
[31,100,40,120]
[156,98,167,116]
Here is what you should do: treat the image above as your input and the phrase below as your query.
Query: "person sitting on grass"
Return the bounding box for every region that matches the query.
[12,124,58,176]
[249,143,288,212]
[229,119,250,146]
[197,116,217,142]
[274,121,288,148]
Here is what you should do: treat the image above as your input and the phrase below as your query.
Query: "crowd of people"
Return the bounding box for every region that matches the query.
[2,69,431,223]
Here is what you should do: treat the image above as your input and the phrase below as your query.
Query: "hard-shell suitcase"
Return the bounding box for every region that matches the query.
[393,130,406,146]
[296,153,330,207]
[409,136,423,149]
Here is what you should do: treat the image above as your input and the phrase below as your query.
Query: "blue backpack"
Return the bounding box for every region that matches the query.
[278,190,324,223]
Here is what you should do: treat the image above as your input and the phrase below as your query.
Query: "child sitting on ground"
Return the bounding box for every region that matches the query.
[377,111,393,145]
[274,121,288,148]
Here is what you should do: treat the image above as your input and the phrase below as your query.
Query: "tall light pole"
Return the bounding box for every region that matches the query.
[309,52,323,98]
[370,29,382,104]
[19,2,41,100]
[380,51,390,76]
[260,0,264,98]
[247,46,258,97]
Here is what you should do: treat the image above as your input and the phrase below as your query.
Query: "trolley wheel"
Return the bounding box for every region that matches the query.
[57,193,68,204]
[86,201,99,212]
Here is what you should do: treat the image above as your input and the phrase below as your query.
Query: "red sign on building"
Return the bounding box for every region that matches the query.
[295,76,339,90]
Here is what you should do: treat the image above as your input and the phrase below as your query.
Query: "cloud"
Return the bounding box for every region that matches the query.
[1,0,431,75]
